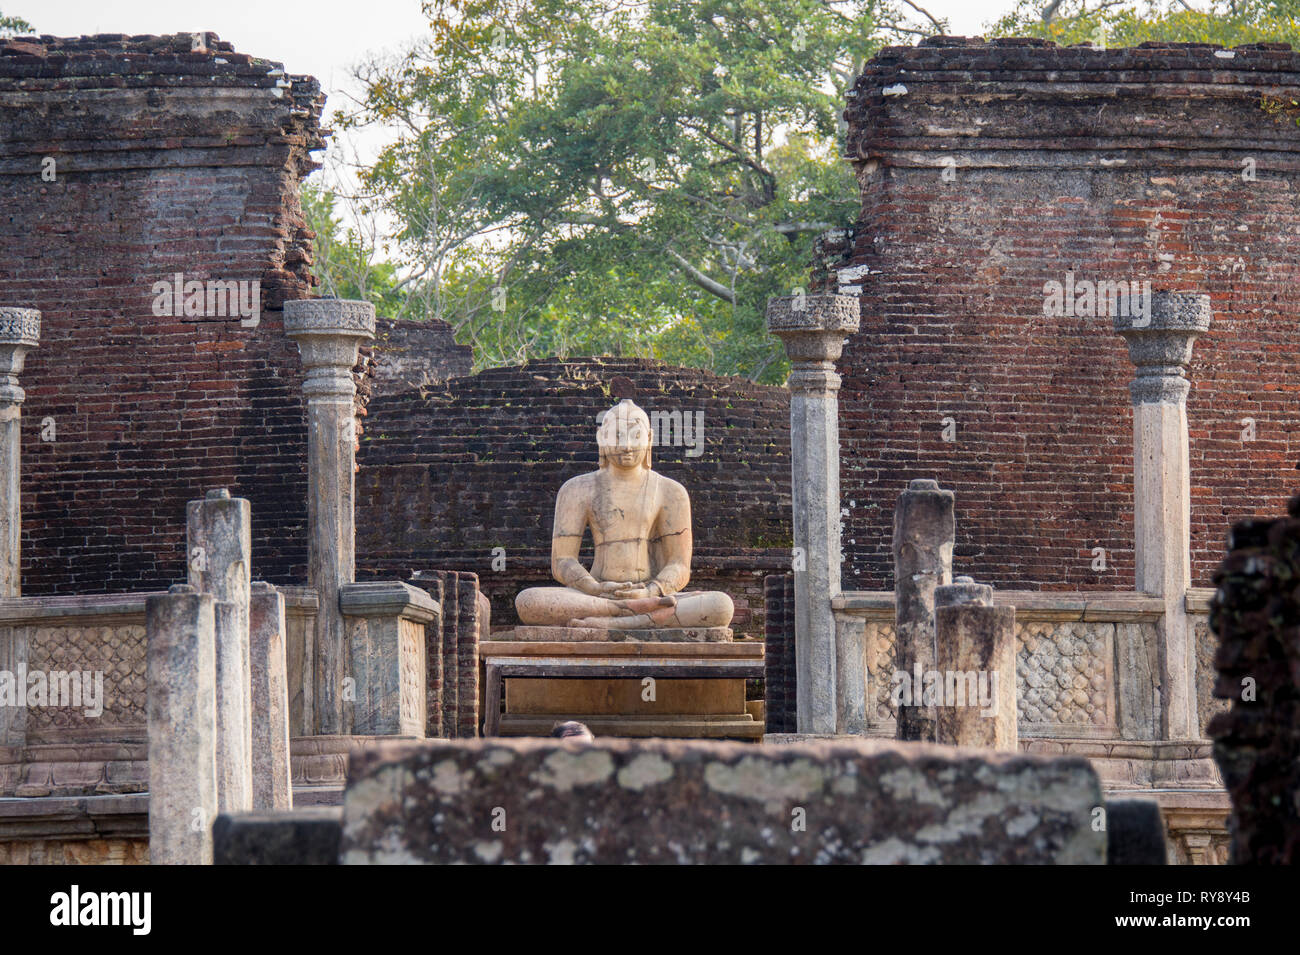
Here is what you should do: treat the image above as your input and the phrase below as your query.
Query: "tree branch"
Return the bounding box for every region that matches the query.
[665,247,736,303]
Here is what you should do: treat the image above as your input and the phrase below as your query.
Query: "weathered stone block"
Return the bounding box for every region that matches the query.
[340,737,1104,864]
[213,808,341,865]
[340,581,437,737]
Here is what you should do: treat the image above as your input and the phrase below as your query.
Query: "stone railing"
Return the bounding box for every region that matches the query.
[0,590,316,752]
[832,589,1221,745]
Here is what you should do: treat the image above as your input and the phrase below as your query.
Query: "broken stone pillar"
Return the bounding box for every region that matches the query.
[285,299,376,735]
[187,488,253,812]
[146,584,218,865]
[340,581,437,737]
[933,577,1017,751]
[766,294,860,735]
[892,478,955,742]
[1114,292,1212,741]
[250,581,292,810]
[0,308,39,598]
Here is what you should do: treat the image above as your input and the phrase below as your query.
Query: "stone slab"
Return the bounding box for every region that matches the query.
[339,737,1105,864]
[213,807,342,865]
[505,625,733,643]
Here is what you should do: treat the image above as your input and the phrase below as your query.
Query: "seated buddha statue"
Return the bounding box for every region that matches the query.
[514,398,734,631]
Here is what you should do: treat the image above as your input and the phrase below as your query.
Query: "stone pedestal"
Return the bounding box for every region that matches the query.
[250,582,292,810]
[187,488,253,813]
[933,578,1016,751]
[1114,292,1211,741]
[0,308,38,599]
[340,581,437,737]
[284,299,376,735]
[893,478,955,742]
[766,294,860,734]
[146,585,217,865]
[481,636,764,740]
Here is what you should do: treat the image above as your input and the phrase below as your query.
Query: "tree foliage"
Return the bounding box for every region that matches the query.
[0,9,32,35]
[331,0,943,380]
[989,0,1300,48]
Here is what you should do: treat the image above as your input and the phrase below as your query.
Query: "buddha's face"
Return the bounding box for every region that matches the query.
[598,399,652,471]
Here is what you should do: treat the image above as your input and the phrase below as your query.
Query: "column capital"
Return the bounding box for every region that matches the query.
[0,308,40,406]
[766,294,860,365]
[284,299,376,400]
[1113,292,1211,405]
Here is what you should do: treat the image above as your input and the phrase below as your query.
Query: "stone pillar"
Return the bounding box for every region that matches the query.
[933,577,1017,751]
[766,294,861,734]
[892,478,955,742]
[146,584,218,865]
[0,308,39,598]
[284,299,376,735]
[187,488,253,812]
[249,581,292,809]
[1114,292,1212,741]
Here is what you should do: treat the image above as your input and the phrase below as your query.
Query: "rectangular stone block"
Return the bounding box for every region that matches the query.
[506,677,746,715]
[340,581,437,737]
[213,808,341,865]
[340,737,1105,864]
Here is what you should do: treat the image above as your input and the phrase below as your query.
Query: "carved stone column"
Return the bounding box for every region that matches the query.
[0,308,39,598]
[284,299,375,735]
[766,294,861,734]
[1114,291,1212,741]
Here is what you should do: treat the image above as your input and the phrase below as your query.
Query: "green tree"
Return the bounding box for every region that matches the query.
[0,9,32,34]
[335,0,943,380]
[300,183,408,315]
[989,0,1300,48]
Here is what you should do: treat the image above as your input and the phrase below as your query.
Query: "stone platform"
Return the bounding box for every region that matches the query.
[481,637,764,740]
[509,625,732,642]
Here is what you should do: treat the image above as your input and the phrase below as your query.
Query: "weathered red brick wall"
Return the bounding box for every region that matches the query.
[0,34,325,593]
[355,357,792,638]
[838,37,1300,591]
[367,317,472,393]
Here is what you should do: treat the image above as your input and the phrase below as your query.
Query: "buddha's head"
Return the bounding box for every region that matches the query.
[597,398,652,471]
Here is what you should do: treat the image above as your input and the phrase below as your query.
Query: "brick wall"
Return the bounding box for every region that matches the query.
[354,357,792,638]
[367,317,472,393]
[0,34,325,593]
[838,37,1300,592]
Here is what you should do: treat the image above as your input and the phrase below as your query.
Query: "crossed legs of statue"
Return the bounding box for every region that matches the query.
[515,588,733,629]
